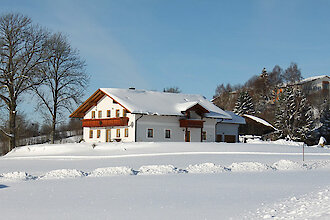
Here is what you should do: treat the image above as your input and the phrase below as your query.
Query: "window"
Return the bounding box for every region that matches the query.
[116,129,120,137]
[125,128,129,137]
[97,130,101,138]
[91,111,95,119]
[147,129,153,138]
[89,130,93,138]
[165,130,171,139]
[123,109,127,117]
[202,131,207,140]
[98,111,102,118]
[116,109,120,118]
[107,110,111,117]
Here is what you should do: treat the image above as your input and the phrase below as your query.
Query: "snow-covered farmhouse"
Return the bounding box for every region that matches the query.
[70,88,243,143]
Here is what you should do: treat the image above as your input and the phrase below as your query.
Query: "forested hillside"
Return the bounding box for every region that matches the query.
[213,63,329,144]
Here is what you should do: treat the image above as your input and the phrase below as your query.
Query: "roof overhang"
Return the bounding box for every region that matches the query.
[70,89,131,118]
[70,89,105,118]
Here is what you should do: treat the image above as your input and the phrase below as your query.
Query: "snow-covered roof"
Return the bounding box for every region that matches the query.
[243,114,277,130]
[298,75,330,84]
[219,111,246,124]
[100,88,231,119]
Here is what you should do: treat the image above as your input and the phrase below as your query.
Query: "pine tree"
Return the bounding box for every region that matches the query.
[233,92,243,115]
[294,90,313,141]
[233,91,255,115]
[319,102,330,142]
[275,87,295,139]
[275,87,314,142]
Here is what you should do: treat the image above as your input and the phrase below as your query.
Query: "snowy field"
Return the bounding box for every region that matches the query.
[1,141,330,219]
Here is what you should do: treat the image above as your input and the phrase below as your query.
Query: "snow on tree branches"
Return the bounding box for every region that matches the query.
[275,87,313,142]
[233,91,255,116]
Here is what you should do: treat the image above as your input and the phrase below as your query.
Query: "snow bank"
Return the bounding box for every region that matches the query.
[229,162,273,172]
[304,160,330,170]
[89,166,134,177]
[40,169,86,180]
[272,139,305,146]
[246,139,305,146]
[272,160,303,171]
[137,165,185,175]
[1,159,330,182]
[186,163,228,173]
[0,171,34,181]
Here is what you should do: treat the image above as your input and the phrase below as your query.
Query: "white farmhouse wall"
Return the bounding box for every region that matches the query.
[203,118,217,142]
[83,95,135,143]
[136,115,185,142]
[136,115,216,142]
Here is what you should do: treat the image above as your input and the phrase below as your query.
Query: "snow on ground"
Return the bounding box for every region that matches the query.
[89,166,134,177]
[229,162,273,172]
[186,162,228,173]
[243,186,330,219]
[0,141,330,219]
[1,159,330,181]
[138,165,185,175]
[247,138,305,146]
[40,169,86,180]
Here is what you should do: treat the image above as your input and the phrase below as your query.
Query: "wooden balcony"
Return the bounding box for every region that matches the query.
[82,117,129,127]
[179,119,204,128]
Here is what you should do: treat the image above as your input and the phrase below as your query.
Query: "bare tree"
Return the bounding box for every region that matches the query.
[32,32,88,144]
[0,13,47,152]
[268,65,283,86]
[283,62,303,84]
[163,86,181,93]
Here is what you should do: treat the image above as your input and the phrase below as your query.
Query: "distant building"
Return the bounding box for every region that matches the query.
[239,114,276,138]
[295,75,329,96]
[70,88,243,143]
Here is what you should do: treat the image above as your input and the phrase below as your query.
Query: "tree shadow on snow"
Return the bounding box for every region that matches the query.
[0,184,9,189]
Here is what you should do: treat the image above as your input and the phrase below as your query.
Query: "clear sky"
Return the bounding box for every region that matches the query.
[1,0,330,101]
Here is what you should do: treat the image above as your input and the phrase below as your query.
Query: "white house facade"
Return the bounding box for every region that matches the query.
[70,88,241,143]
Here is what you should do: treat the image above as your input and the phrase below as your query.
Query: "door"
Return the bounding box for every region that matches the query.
[185,130,190,142]
[106,129,111,142]
[224,135,236,143]
[216,135,223,142]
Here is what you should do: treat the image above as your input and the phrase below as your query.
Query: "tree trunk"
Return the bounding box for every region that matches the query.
[51,115,56,144]
[8,105,16,152]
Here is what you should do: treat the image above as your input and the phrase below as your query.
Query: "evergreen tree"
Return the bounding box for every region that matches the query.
[275,87,295,139]
[275,87,314,142]
[294,90,313,141]
[233,91,255,115]
[319,102,330,142]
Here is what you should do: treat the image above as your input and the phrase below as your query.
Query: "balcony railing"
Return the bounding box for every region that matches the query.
[179,119,204,128]
[82,117,129,127]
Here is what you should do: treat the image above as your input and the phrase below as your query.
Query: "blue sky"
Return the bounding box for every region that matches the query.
[1,0,330,103]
